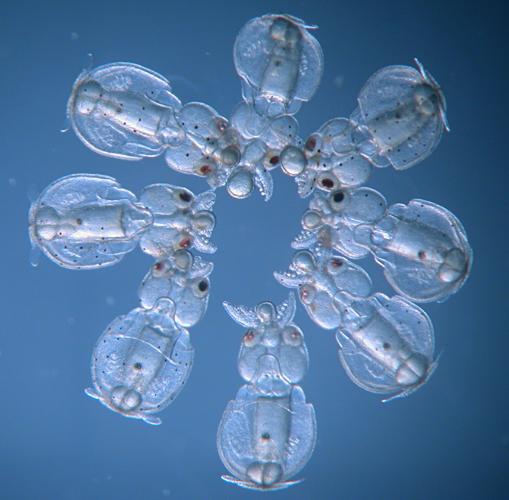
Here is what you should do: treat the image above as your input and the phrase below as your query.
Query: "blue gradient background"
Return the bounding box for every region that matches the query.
[1,1,507,499]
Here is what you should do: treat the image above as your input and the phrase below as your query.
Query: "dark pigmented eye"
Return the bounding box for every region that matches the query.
[199,165,212,175]
[179,237,192,249]
[305,136,317,151]
[179,191,192,203]
[243,329,258,347]
[283,326,303,347]
[152,260,169,277]
[327,257,345,275]
[321,178,334,189]
[332,191,344,203]
[194,278,210,297]
[299,284,315,305]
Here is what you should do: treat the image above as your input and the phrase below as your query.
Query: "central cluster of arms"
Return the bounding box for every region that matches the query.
[28,14,472,491]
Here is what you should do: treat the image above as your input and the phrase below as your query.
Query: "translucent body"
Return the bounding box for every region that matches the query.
[68,63,184,160]
[275,250,372,329]
[137,184,216,258]
[355,199,472,302]
[352,60,448,170]
[218,384,316,491]
[29,174,151,269]
[22,12,476,492]
[223,295,309,394]
[295,118,373,197]
[336,293,436,400]
[219,293,315,489]
[138,250,213,327]
[234,14,323,117]
[86,298,193,425]
[293,188,387,259]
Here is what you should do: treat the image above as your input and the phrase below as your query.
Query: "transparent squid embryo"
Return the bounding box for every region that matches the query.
[68,62,184,160]
[337,293,436,400]
[234,13,324,116]
[29,173,152,270]
[217,384,316,491]
[224,294,309,393]
[85,298,194,425]
[352,59,449,170]
[275,250,372,330]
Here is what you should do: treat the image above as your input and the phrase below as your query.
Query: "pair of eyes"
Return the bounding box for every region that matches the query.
[293,251,345,275]
[150,263,210,297]
[193,144,240,176]
[243,326,303,347]
[304,134,338,190]
[152,249,193,276]
[298,258,343,300]
[301,191,348,230]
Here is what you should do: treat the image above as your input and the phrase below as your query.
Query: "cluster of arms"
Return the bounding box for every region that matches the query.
[28,14,472,491]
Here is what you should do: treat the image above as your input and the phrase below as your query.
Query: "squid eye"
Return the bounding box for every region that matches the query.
[282,326,303,347]
[327,257,345,275]
[178,234,193,249]
[329,190,347,211]
[193,278,210,298]
[152,260,170,277]
[293,251,315,273]
[268,154,279,167]
[175,189,193,206]
[304,134,321,153]
[264,149,280,170]
[317,173,337,191]
[216,118,228,133]
[299,284,315,305]
[197,163,214,176]
[243,329,259,347]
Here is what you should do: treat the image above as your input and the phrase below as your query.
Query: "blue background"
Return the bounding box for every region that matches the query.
[1,1,507,499]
